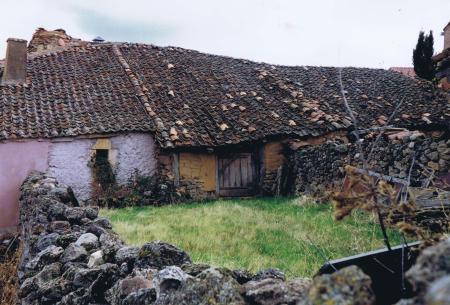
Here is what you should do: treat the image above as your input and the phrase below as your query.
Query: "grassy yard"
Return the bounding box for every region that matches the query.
[100,197,404,278]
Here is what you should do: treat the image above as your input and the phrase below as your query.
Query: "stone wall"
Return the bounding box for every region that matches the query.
[287,132,450,195]
[17,172,312,304]
[15,172,450,304]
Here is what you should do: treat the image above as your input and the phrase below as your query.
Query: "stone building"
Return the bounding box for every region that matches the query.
[0,28,449,232]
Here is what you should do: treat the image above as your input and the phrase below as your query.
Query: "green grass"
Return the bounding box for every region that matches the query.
[100,197,404,278]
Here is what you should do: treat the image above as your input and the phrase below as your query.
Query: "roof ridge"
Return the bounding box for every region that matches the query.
[111,44,173,147]
[27,42,110,60]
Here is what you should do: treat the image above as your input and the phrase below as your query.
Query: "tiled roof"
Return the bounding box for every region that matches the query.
[0,41,448,148]
[0,45,154,140]
[119,43,449,147]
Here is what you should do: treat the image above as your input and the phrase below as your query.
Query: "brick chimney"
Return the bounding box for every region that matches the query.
[2,38,27,85]
[443,22,450,50]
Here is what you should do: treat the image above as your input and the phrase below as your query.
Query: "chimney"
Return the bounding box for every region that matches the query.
[443,22,450,50]
[2,38,27,85]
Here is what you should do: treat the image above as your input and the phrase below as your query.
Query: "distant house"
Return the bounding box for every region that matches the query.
[0,28,449,231]
[388,67,416,78]
[433,22,450,90]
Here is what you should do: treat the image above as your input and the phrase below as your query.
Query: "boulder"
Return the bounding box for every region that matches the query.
[84,206,99,220]
[232,269,254,284]
[254,268,286,281]
[181,263,211,277]
[424,275,450,305]
[89,263,121,302]
[50,221,71,234]
[115,246,140,265]
[57,232,80,248]
[304,266,375,305]
[153,266,189,297]
[64,207,86,224]
[61,243,88,263]
[406,238,450,296]
[73,267,103,288]
[58,288,90,305]
[137,241,192,269]
[19,263,63,301]
[87,223,108,237]
[88,250,104,268]
[244,277,310,305]
[154,268,245,305]
[123,288,157,305]
[106,275,153,305]
[35,233,60,252]
[62,262,87,283]
[100,232,124,262]
[75,233,99,251]
[25,245,64,270]
[93,217,113,229]
[47,202,67,221]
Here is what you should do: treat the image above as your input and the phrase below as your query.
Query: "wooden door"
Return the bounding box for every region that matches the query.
[218,153,256,197]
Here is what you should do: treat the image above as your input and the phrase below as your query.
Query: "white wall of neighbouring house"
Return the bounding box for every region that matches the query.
[48,138,97,201]
[47,132,157,201]
[0,140,50,231]
[111,133,157,184]
[0,132,158,230]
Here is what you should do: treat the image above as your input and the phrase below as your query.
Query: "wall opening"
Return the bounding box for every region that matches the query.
[93,148,115,191]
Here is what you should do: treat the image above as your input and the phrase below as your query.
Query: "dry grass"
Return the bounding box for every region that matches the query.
[0,236,21,305]
[101,197,405,277]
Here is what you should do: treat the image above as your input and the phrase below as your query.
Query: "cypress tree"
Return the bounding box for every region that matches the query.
[413,31,436,80]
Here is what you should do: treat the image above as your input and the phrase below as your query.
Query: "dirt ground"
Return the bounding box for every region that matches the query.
[0,234,21,305]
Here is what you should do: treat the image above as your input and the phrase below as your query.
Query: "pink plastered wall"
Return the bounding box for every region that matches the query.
[0,140,50,230]
[0,132,157,231]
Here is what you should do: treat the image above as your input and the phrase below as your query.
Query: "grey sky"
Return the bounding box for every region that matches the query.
[1,0,449,68]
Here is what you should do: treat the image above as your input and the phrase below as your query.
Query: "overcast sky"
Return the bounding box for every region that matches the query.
[1,0,449,68]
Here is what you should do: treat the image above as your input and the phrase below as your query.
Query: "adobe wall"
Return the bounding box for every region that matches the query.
[178,152,216,198]
[262,141,285,194]
[0,140,50,230]
[287,132,450,195]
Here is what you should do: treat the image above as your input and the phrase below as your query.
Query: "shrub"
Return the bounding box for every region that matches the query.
[91,170,180,208]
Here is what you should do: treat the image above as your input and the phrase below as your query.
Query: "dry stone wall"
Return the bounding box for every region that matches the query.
[287,132,450,195]
[17,172,312,305]
[14,171,450,304]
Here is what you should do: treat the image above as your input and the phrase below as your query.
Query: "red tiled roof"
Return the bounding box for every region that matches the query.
[0,42,448,148]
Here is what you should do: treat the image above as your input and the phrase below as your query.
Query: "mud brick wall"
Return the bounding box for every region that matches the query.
[262,142,285,194]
